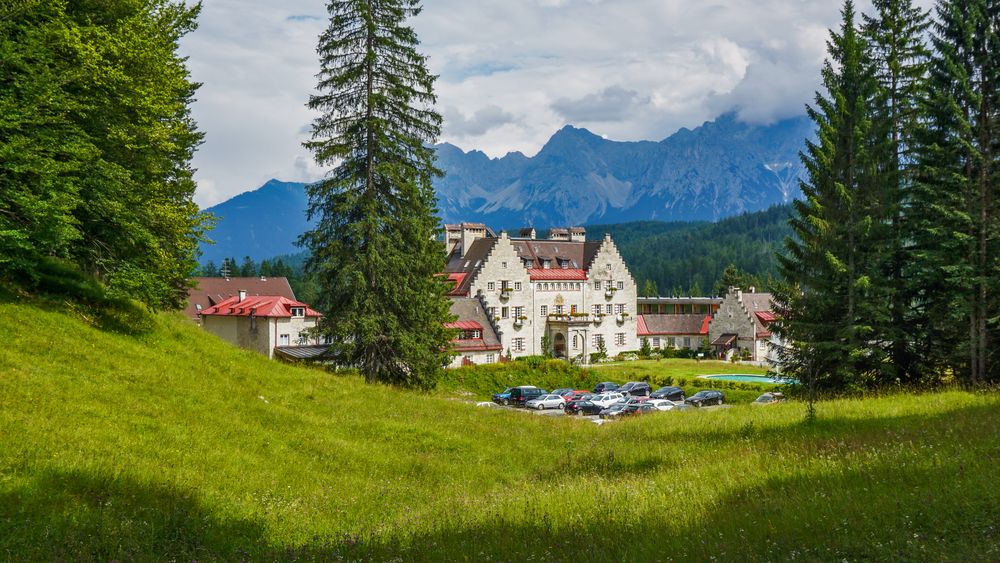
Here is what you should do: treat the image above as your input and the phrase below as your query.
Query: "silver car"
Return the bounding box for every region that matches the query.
[525,394,567,410]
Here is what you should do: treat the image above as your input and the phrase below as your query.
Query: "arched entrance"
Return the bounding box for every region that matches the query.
[553,333,566,358]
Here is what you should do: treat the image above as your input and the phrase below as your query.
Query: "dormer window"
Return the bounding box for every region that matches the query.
[291,307,305,317]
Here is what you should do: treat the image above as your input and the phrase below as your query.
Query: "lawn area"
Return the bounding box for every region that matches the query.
[2,298,998,560]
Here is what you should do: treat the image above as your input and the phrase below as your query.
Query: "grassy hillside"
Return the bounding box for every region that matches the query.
[2,297,999,560]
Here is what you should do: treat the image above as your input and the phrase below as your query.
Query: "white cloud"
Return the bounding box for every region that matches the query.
[183,0,937,207]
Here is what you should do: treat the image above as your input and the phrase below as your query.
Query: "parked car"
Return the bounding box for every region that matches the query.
[551,388,574,397]
[509,386,548,407]
[753,392,786,404]
[564,391,591,402]
[647,399,678,411]
[590,393,625,409]
[620,403,656,417]
[598,403,630,419]
[565,399,603,416]
[525,394,567,410]
[650,386,685,401]
[592,381,620,393]
[492,386,537,405]
[617,382,652,397]
[624,396,651,406]
[685,390,725,407]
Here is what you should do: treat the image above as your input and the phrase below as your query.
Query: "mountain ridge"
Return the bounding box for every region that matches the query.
[198,112,813,263]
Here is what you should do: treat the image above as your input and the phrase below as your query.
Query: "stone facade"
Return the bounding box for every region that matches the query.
[707,287,778,363]
[445,227,638,363]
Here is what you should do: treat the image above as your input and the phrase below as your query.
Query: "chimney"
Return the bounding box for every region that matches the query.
[569,227,586,242]
[238,289,247,302]
[460,223,486,258]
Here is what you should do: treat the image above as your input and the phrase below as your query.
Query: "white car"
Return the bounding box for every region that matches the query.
[648,399,678,411]
[590,393,625,409]
[525,394,567,410]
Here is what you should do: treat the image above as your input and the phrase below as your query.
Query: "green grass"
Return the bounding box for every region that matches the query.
[2,297,999,560]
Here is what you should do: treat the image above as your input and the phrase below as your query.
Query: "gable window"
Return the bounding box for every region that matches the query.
[617,281,624,290]
[606,264,612,270]
[290,307,305,317]
[502,261,508,268]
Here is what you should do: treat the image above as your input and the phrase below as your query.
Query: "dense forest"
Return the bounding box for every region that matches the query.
[200,204,793,304]
[0,1,207,310]
[592,204,792,296]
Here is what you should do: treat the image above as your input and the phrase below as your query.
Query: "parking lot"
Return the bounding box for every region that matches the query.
[475,400,732,424]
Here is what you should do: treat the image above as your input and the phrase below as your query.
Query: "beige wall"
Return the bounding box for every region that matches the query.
[468,232,639,362]
[200,314,320,359]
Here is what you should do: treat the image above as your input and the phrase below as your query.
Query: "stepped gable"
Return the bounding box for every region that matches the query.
[444,237,497,296]
[185,277,295,321]
[447,297,502,352]
[638,314,711,336]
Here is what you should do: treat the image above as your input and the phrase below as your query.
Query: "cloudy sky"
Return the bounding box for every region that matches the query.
[181,0,932,208]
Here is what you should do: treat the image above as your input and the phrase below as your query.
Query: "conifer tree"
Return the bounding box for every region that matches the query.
[862,0,931,383]
[774,1,891,389]
[303,0,454,387]
[910,0,1000,385]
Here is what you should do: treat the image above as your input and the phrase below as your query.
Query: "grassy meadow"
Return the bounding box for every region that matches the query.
[2,296,999,560]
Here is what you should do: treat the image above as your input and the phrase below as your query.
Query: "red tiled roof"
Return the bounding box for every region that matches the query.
[452,340,503,352]
[445,320,483,330]
[756,311,776,324]
[446,273,468,296]
[528,268,587,280]
[638,314,711,336]
[201,295,322,318]
[186,277,295,320]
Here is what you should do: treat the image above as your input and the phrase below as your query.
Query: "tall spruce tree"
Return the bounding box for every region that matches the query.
[773,1,891,390]
[303,0,454,387]
[910,0,1000,385]
[862,0,931,383]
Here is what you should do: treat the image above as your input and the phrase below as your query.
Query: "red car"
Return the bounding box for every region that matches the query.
[562,390,591,402]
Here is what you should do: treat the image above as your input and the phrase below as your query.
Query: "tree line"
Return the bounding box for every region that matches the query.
[775,0,1000,389]
[592,204,792,297]
[0,0,208,310]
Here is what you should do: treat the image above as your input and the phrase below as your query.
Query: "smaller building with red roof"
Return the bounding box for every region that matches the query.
[200,290,324,360]
[637,314,711,352]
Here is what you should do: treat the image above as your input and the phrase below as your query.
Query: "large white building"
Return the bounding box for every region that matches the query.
[444,223,638,364]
